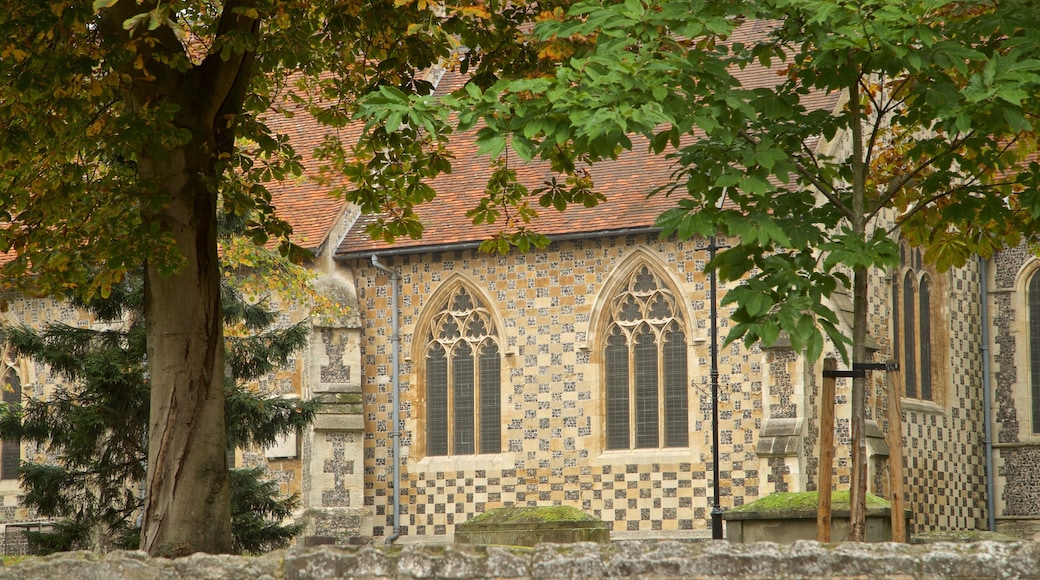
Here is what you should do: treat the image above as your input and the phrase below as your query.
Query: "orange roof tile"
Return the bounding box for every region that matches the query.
[335,22,843,259]
[262,94,351,252]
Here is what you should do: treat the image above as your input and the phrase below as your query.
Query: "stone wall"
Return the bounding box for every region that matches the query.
[1,541,1038,579]
[989,245,1040,538]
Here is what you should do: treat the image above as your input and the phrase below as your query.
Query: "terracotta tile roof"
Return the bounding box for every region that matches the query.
[262,93,351,252]
[336,131,686,259]
[334,21,844,259]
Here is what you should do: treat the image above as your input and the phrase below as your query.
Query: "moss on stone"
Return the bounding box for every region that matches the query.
[460,506,598,527]
[728,491,890,515]
[455,506,609,546]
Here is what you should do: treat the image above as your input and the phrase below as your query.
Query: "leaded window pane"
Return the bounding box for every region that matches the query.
[466,317,487,339]
[452,343,475,455]
[426,344,449,456]
[440,317,460,341]
[903,274,917,398]
[919,276,932,401]
[648,294,671,320]
[892,279,900,354]
[618,296,641,323]
[479,342,501,454]
[605,328,630,450]
[634,329,659,449]
[633,267,656,292]
[452,289,474,312]
[663,329,689,447]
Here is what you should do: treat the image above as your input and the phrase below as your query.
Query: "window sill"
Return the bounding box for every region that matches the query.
[414,453,513,472]
[595,447,693,464]
[901,398,944,414]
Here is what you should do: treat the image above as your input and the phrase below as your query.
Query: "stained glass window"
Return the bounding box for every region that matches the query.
[895,242,937,402]
[1028,271,1040,433]
[424,287,501,456]
[604,266,688,449]
[0,367,19,480]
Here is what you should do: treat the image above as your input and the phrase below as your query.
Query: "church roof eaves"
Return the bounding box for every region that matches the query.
[335,225,662,261]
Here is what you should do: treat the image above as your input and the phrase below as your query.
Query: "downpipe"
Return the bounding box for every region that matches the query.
[980,257,996,531]
[371,255,402,544]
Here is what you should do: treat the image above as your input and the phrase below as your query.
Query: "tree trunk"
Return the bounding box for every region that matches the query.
[846,63,869,543]
[848,264,869,542]
[139,145,232,556]
[95,0,257,557]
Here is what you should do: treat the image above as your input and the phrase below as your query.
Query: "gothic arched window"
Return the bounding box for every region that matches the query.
[424,287,501,456]
[604,266,688,450]
[894,243,938,402]
[1028,270,1040,432]
[0,349,20,480]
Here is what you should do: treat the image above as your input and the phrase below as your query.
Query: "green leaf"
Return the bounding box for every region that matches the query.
[745,291,771,317]
[122,13,148,31]
[511,133,536,161]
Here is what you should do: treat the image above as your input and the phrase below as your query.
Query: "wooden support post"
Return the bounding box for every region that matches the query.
[887,368,906,543]
[817,358,837,543]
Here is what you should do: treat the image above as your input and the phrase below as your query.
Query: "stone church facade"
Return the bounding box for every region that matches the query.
[332,224,994,542]
[1,64,1039,549]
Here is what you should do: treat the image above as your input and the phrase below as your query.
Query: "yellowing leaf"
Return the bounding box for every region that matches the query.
[86,119,105,137]
[92,0,119,12]
[2,46,29,62]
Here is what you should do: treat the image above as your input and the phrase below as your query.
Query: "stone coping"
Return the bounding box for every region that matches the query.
[1,540,1039,579]
[723,506,898,521]
[457,520,608,530]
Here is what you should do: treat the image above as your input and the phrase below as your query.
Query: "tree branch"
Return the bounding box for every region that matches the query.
[96,0,187,104]
[194,0,262,146]
[867,130,977,222]
[737,128,855,218]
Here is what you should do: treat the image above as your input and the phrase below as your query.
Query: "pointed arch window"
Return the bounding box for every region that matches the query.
[424,287,501,456]
[0,350,20,480]
[1028,270,1040,433]
[604,265,688,450]
[894,244,937,402]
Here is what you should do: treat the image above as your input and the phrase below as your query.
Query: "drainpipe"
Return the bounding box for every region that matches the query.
[371,255,402,544]
[979,256,996,531]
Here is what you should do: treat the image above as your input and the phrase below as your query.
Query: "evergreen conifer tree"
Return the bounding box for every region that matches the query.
[0,275,318,554]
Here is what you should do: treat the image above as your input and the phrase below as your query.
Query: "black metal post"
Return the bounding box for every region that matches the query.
[709,234,723,540]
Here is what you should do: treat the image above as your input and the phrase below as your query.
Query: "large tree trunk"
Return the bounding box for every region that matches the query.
[139,145,232,556]
[95,1,258,556]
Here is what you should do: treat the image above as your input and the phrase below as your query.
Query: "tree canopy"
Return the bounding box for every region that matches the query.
[0,0,569,555]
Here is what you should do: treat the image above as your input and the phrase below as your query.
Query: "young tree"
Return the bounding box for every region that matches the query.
[0,0,564,555]
[0,274,318,554]
[355,0,1040,539]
